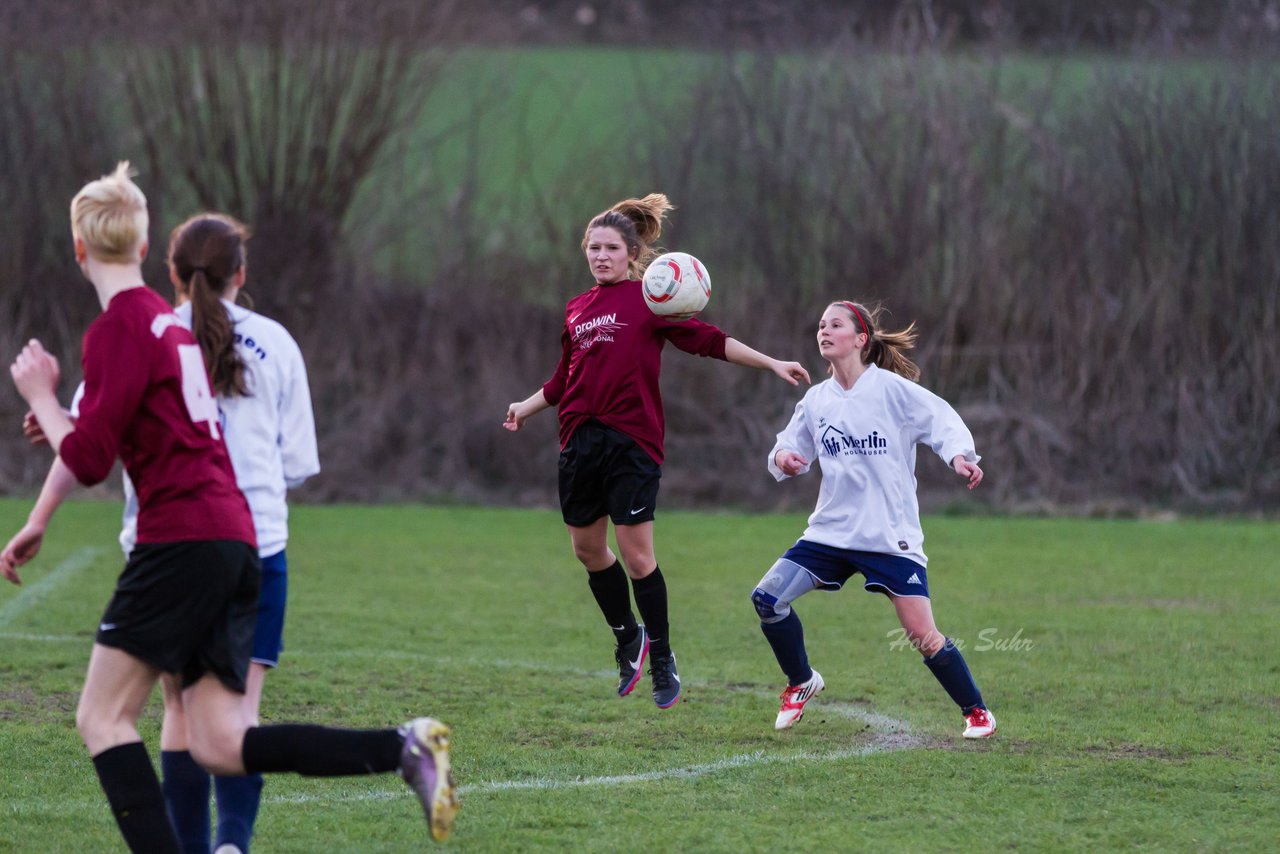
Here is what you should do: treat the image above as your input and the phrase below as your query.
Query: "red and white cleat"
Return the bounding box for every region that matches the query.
[962,707,997,739]
[775,670,824,730]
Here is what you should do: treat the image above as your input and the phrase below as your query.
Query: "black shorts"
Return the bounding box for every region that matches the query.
[559,419,661,527]
[96,540,261,692]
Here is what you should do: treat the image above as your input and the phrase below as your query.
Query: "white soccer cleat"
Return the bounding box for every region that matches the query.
[775,670,824,730]
[962,707,997,738]
[398,717,460,842]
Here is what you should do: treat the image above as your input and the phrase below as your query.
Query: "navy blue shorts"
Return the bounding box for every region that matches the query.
[97,540,261,692]
[251,549,288,667]
[781,539,930,599]
[559,419,661,527]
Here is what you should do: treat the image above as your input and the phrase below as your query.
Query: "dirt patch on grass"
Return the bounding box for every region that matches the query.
[0,688,79,723]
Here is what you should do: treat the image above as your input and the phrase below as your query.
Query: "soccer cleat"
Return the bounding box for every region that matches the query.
[650,652,682,708]
[615,625,650,697]
[398,717,460,843]
[962,707,997,739]
[775,669,825,730]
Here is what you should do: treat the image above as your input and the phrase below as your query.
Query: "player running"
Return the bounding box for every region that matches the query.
[1,164,457,851]
[150,212,319,854]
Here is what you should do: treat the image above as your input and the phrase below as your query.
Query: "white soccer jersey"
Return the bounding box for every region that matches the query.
[767,363,980,566]
[100,300,319,557]
[175,300,320,556]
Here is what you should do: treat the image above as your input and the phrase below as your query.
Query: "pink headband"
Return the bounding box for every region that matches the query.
[840,301,870,339]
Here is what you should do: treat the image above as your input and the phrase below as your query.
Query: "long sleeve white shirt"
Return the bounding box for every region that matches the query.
[767,364,979,566]
[174,300,320,557]
[86,300,320,558]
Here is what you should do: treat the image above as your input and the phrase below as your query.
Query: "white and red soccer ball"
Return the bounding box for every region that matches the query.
[641,252,711,321]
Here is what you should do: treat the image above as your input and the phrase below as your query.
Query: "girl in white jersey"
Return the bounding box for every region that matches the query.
[154,213,319,854]
[751,300,996,739]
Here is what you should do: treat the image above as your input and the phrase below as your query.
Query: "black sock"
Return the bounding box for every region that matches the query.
[923,638,985,714]
[242,725,403,776]
[93,742,181,854]
[760,611,813,686]
[632,567,670,660]
[587,560,638,644]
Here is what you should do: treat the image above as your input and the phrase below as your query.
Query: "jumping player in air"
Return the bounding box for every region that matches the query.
[1,164,458,851]
[751,300,996,738]
[503,194,810,709]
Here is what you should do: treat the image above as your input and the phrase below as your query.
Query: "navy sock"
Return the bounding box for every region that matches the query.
[923,638,985,714]
[161,750,211,854]
[760,611,813,686]
[631,567,670,660]
[587,560,638,644]
[93,742,181,854]
[214,774,264,854]
[242,724,402,776]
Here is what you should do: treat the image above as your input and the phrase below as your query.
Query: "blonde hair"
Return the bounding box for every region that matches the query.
[830,300,921,381]
[69,161,149,263]
[581,193,674,280]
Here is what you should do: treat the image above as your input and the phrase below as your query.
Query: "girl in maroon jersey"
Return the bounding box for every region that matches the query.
[1,164,457,851]
[504,193,810,708]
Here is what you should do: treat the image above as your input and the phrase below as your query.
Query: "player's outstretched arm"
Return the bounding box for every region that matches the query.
[0,457,79,585]
[504,390,551,432]
[724,338,811,386]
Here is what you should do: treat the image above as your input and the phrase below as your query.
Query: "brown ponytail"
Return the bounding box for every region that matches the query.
[581,193,674,280]
[831,300,921,382]
[167,214,251,397]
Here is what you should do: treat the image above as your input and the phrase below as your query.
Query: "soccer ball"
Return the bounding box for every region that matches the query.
[641,252,711,321]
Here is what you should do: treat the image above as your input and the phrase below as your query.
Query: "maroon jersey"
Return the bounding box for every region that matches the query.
[541,279,728,464]
[59,287,256,547]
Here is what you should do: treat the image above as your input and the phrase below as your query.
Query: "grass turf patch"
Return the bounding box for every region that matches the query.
[0,501,1276,851]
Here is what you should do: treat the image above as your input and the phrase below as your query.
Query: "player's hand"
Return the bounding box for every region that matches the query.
[23,410,48,445]
[952,456,983,490]
[10,340,60,403]
[775,449,809,476]
[503,403,526,432]
[22,408,72,446]
[770,359,811,386]
[0,522,46,585]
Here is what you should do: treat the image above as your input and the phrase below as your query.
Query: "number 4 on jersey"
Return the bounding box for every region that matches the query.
[178,343,221,439]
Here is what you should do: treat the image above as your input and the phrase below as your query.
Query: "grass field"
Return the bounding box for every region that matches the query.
[1,500,1277,852]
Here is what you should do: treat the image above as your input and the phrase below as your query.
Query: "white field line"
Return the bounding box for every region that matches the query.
[3,642,925,815]
[0,547,103,631]
[6,712,919,815]
[3,660,921,814]
[263,730,923,805]
[458,728,923,795]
